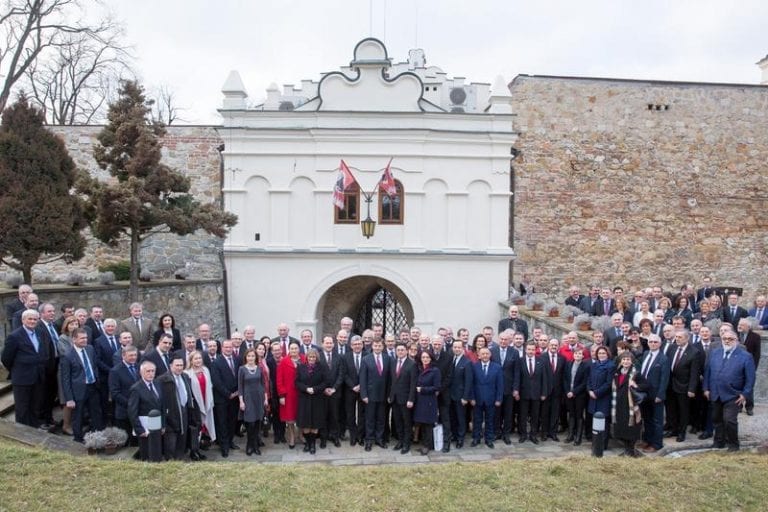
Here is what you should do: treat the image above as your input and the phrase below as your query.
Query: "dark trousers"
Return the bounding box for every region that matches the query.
[541,393,562,436]
[344,388,365,443]
[641,400,665,449]
[42,365,58,423]
[13,382,44,428]
[518,398,540,438]
[713,398,740,448]
[450,399,468,441]
[72,384,104,442]
[163,427,188,460]
[214,397,239,449]
[364,400,386,443]
[667,391,691,435]
[494,394,515,437]
[472,402,495,442]
[115,417,136,446]
[321,392,341,441]
[391,402,413,448]
[97,380,112,427]
[269,396,285,441]
[565,394,587,426]
[437,396,452,444]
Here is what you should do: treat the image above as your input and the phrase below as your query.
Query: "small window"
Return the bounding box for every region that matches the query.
[335,182,360,224]
[378,180,404,225]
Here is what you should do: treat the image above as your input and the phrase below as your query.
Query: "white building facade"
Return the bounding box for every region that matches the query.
[219,38,516,337]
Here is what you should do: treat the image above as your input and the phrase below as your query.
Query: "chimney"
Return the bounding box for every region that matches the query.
[758,55,768,85]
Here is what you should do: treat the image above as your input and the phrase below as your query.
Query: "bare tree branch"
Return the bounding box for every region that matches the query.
[150,84,188,125]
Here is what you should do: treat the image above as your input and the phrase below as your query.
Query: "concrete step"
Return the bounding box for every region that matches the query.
[0,391,14,417]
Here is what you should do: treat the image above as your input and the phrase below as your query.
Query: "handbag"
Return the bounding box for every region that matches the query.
[432,424,444,452]
[630,387,647,405]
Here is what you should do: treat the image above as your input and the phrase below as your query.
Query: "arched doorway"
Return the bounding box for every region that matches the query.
[316,275,413,337]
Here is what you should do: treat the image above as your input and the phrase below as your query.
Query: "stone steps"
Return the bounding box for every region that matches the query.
[0,378,14,419]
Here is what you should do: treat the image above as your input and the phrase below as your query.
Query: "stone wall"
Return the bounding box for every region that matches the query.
[0,126,226,283]
[509,76,768,303]
[0,280,225,343]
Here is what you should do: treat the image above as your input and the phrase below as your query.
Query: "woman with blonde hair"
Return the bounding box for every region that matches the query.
[185,350,215,459]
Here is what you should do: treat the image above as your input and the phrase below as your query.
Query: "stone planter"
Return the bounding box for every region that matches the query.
[104,444,118,455]
[547,309,559,317]
[531,304,543,311]
[578,321,591,331]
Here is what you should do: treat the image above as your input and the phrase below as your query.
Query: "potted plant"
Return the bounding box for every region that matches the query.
[573,313,592,331]
[590,315,612,333]
[543,301,560,318]
[510,290,525,306]
[98,271,116,285]
[103,427,129,455]
[526,293,547,311]
[561,305,583,323]
[84,430,108,455]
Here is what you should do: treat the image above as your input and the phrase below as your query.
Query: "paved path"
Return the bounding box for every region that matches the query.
[2,404,766,465]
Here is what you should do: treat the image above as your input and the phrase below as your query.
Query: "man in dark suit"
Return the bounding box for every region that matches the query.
[270,322,299,356]
[541,339,566,441]
[516,342,549,444]
[36,302,61,428]
[665,330,703,442]
[694,326,721,439]
[449,339,474,448]
[141,333,174,377]
[498,305,529,341]
[60,329,104,443]
[4,284,32,331]
[748,295,768,330]
[430,335,453,452]
[109,345,140,445]
[157,355,199,460]
[317,335,344,448]
[564,286,586,311]
[723,293,749,330]
[11,293,40,331]
[202,339,219,368]
[388,343,416,454]
[490,329,519,444]
[84,305,106,339]
[73,308,95,346]
[359,339,390,451]
[195,323,221,354]
[704,330,756,451]
[210,340,240,457]
[638,335,670,453]
[174,334,199,368]
[297,329,319,356]
[1,309,48,427]
[470,347,503,448]
[343,336,366,446]
[592,288,617,317]
[128,361,162,460]
[602,314,625,354]
[93,318,121,425]
[736,319,761,415]
[696,276,715,305]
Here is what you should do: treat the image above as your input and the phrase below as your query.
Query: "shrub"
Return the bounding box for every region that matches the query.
[98,261,132,281]
[66,273,84,286]
[98,271,116,285]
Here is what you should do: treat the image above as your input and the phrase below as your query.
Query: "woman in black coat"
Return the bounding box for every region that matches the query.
[295,349,329,454]
[563,348,590,445]
[413,351,441,455]
[612,352,649,457]
[152,314,182,351]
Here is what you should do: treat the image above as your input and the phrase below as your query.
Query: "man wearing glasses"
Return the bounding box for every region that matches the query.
[703,329,756,452]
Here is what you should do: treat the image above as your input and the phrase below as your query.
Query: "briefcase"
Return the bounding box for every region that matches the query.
[432,424,444,452]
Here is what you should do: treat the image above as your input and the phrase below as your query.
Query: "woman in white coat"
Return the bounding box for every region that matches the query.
[185,351,216,457]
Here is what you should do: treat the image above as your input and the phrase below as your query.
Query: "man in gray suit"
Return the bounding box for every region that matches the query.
[120,302,153,352]
[61,328,104,443]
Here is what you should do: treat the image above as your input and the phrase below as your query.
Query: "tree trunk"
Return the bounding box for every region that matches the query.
[129,228,140,302]
[22,265,32,286]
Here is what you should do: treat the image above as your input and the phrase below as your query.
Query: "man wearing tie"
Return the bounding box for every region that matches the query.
[470,347,503,448]
[157,356,199,460]
[1,309,49,427]
[141,333,173,377]
[704,329,756,451]
[516,342,549,444]
[388,343,416,454]
[120,302,153,352]
[109,346,140,447]
[37,302,61,429]
[694,327,720,440]
[490,329,519,444]
[94,318,121,425]
[541,339,566,442]
[449,338,474,448]
[210,340,240,457]
[128,361,162,460]
[748,295,768,329]
[270,323,298,356]
[60,329,104,443]
[343,336,366,446]
[736,319,761,415]
[359,339,390,451]
[85,305,107,338]
[664,330,702,442]
[723,293,748,330]
[430,335,453,452]
[317,335,344,448]
[637,335,670,453]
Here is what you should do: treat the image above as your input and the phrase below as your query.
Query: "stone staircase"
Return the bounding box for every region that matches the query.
[0,368,14,421]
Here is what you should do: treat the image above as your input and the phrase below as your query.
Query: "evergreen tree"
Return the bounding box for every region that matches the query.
[0,95,87,283]
[79,80,237,301]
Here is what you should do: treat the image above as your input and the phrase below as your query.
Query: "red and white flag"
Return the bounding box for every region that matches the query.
[379,158,397,197]
[332,159,358,209]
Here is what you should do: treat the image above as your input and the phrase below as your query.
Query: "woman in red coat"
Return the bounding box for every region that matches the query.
[277,342,305,449]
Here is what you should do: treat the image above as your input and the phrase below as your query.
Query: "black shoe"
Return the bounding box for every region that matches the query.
[364,442,372,452]
[502,436,512,445]
[400,446,410,454]
[333,438,341,448]
[471,439,481,447]
[319,439,327,449]
[456,440,464,449]
[376,441,387,449]
[698,432,713,440]
[485,441,494,449]
[676,434,686,442]
[663,430,676,438]
[549,434,560,442]
[303,441,311,452]
[246,446,254,456]
[727,445,739,452]
[564,435,574,443]
[288,443,295,450]
[350,438,357,447]
[529,435,539,445]
[441,445,450,453]
[190,451,201,461]
[197,451,207,460]
[132,450,142,460]
[230,443,240,450]
[710,443,726,449]
[393,442,403,450]
[221,449,229,458]
[419,448,430,456]
[746,409,754,416]
[518,436,526,444]
[253,447,261,455]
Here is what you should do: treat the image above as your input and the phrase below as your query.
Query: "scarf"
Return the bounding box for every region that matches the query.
[611,366,641,427]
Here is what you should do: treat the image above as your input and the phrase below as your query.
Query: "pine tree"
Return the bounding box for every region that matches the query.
[79,80,237,301]
[0,95,87,283]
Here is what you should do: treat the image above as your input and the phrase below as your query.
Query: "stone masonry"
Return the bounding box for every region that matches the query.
[509,75,768,301]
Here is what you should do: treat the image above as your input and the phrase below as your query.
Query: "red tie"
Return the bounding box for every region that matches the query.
[376,356,382,376]
[672,347,683,371]
[529,358,534,376]
[396,359,402,377]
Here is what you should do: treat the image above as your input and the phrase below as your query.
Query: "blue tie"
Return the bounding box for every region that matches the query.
[47,324,60,356]
[128,364,137,380]
[82,349,95,384]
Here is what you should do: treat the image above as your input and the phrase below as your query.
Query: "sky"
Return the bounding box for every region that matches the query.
[106,0,768,124]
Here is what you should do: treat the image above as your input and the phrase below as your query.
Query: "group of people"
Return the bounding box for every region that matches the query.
[0,278,762,462]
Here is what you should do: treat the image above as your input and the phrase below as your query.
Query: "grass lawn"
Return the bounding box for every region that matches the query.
[1,438,765,511]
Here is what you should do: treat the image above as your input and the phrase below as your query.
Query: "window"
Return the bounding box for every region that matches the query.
[334,182,360,224]
[378,180,404,224]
